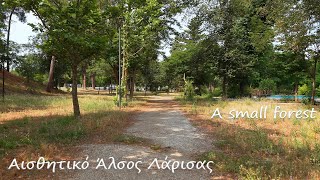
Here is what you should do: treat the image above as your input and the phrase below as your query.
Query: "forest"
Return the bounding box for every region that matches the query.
[0,0,320,179]
[1,0,320,116]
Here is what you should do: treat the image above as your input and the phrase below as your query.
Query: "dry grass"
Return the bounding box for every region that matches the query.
[0,91,148,179]
[177,95,320,179]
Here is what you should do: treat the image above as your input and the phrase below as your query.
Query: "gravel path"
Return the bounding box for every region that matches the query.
[71,96,213,180]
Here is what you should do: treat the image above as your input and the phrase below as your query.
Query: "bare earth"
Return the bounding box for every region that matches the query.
[70,96,213,180]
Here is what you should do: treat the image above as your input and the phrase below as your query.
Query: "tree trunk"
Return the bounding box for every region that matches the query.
[129,70,136,99]
[6,8,15,72]
[82,66,87,89]
[311,59,317,105]
[222,75,227,100]
[72,65,80,118]
[91,73,96,89]
[239,81,244,97]
[46,56,55,92]
[145,84,147,96]
[294,82,298,102]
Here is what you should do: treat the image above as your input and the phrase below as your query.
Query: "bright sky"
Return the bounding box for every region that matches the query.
[10,12,39,44]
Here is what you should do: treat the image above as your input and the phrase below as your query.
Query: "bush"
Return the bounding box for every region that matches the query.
[184,80,195,100]
[259,79,276,92]
[200,85,209,95]
[301,97,311,105]
[211,88,222,97]
[298,84,310,95]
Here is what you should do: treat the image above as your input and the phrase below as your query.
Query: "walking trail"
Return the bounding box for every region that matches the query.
[71,96,213,180]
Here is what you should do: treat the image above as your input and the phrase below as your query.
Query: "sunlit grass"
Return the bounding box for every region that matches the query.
[0,93,147,161]
[179,95,320,179]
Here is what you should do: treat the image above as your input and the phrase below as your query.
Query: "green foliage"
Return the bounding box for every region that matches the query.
[200,85,209,95]
[301,97,311,105]
[298,84,310,95]
[259,79,276,92]
[16,54,48,83]
[211,88,222,97]
[114,85,128,107]
[184,80,195,100]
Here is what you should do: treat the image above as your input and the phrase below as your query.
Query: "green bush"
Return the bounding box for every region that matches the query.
[211,88,222,97]
[184,80,195,100]
[316,87,320,97]
[259,79,276,92]
[200,85,209,95]
[298,84,310,95]
[301,97,311,105]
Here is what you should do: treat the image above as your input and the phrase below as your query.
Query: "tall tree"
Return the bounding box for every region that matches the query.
[27,0,109,117]
[116,0,185,100]
[2,0,26,72]
[273,0,320,104]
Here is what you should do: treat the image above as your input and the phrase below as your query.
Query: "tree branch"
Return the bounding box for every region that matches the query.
[129,46,144,58]
[32,9,50,30]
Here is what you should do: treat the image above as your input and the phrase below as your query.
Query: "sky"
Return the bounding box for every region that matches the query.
[10,13,39,45]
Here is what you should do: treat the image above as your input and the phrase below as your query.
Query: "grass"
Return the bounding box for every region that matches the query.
[114,134,146,144]
[0,94,132,155]
[0,91,148,178]
[178,95,320,179]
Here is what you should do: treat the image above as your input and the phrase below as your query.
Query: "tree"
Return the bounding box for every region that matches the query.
[27,0,109,117]
[116,0,185,100]
[2,0,26,72]
[273,0,320,104]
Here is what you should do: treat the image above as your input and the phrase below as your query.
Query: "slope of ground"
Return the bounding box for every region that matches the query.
[0,69,62,95]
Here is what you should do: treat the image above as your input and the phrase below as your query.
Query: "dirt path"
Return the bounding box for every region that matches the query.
[71,96,213,180]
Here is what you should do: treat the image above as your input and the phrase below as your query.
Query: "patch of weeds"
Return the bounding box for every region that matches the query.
[213,139,238,149]
[310,144,320,167]
[239,165,262,180]
[293,118,301,125]
[0,136,20,150]
[191,101,198,115]
[38,116,85,143]
[6,117,30,127]
[114,134,145,144]
[313,126,320,134]
[150,144,162,151]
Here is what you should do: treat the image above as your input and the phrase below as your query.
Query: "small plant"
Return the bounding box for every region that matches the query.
[66,86,71,92]
[239,165,262,180]
[184,80,195,100]
[114,135,144,144]
[211,88,222,97]
[191,101,198,114]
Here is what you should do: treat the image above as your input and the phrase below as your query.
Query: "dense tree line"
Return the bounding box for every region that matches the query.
[0,0,188,117]
[162,0,319,102]
[0,0,319,117]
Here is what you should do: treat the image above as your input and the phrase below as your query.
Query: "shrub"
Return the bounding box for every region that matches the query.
[200,85,209,95]
[259,79,276,93]
[210,88,222,97]
[298,84,310,95]
[301,97,311,105]
[184,80,195,100]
